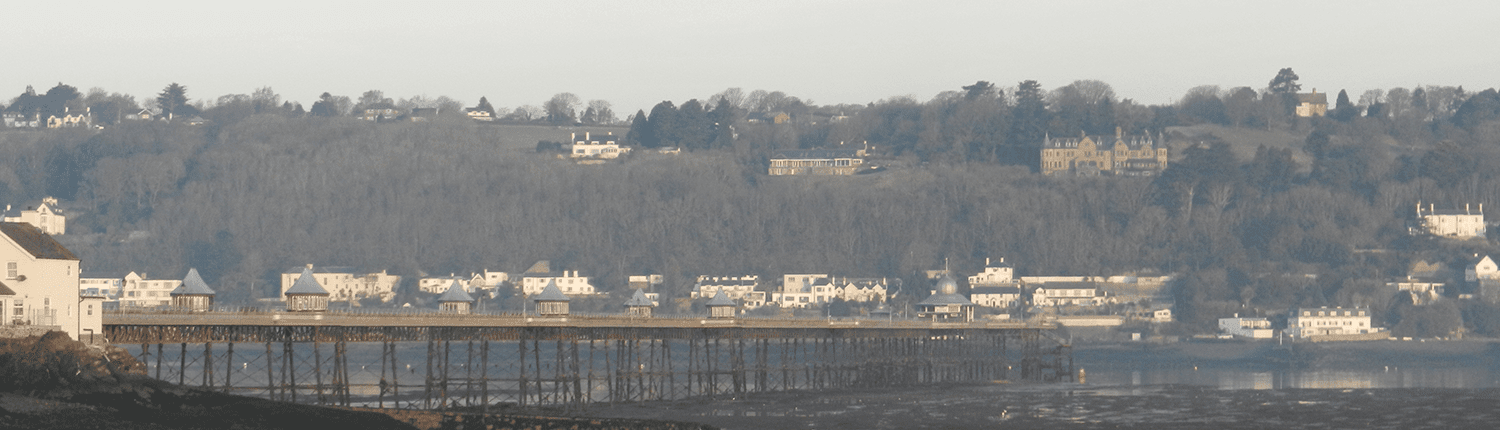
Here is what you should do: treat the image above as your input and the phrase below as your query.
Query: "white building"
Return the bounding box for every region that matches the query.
[3,197,66,235]
[828,277,890,303]
[520,270,595,296]
[970,286,1025,308]
[419,270,507,295]
[691,275,766,308]
[1,222,98,341]
[280,265,400,303]
[1032,283,1104,307]
[1415,203,1485,239]
[1218,315,1273,338]
[968,258,1013,285]
[120,271,181,308]
[570,131,631,159]
[79,273,122,301]
[772,274,835,308]
[1286,307,1376,338]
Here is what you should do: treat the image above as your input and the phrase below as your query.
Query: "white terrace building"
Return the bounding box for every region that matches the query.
[419,270,508,295]
[1218,315,1274,339]
[3,197,66,235]
[1031,283,1104,307]
[571,131,631,159]
[772,274,835,308]
[520,270,595,296]
[1286,307,1375,338]
[1414,203,1485,239]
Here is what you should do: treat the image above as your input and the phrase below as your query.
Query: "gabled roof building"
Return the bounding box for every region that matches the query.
[285,265,331,312]
[169,268,216,311]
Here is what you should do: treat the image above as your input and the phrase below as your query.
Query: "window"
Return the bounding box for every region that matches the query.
[5,262,14,279]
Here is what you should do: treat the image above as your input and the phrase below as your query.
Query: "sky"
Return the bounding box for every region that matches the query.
[4,0,1496,115]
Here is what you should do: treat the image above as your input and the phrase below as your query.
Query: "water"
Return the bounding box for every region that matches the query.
[1082,366,1500,390]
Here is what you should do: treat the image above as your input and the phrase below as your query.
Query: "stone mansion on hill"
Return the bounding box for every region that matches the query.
[1041,128,1169,176]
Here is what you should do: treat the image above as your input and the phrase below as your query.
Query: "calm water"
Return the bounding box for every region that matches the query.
[1080,366,1500,390]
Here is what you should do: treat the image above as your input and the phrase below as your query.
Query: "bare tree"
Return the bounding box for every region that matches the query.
[544,93,581,124]
[587,99,615,124]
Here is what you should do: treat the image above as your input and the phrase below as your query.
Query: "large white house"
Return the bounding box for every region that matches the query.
[968,258,1014,285]
[0,222,99,341]
[772,274,835,308]
[419,270,508,295]
[1286,307,1376,338]
[520,270,595,296]
[280,265,400,303]
[1032,283,1104,307]
[1415,203,1485,239]
[570,132,630,159]
[3,197,66,235]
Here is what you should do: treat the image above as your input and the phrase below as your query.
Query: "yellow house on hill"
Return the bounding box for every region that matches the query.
[1041,128,1168,176]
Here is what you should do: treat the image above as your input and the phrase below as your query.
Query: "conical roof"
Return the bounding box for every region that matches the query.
[706,289,736,307]
[624,289,654,307]
[170,268,216,296]
[534,280,570,301]
[437,278,474,303]
[285,266,330,295]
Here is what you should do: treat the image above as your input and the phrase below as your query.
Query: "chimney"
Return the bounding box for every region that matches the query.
[1116,126,1122,138]
[306,263,314,269]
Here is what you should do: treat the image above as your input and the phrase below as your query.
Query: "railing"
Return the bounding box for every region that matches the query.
[104,309,1053,330]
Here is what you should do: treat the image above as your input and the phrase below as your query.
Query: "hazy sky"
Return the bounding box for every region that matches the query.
[5,0,1495,114]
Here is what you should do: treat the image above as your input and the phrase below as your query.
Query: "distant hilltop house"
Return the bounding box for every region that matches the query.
[359,106,403,122]
[1412,203,1485,239]
[1295,89,1329,117]
[1,107,91,129]
[3,197,66,235]
[1466,255,1500,305]
[279,265,400,303]
[570,131,630,159]
[463,107,494,122]
[1041,128,1168,176]
[767,147,865,176]
[408,108,438,122]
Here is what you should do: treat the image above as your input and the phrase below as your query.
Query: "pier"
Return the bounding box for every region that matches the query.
[104,311,1073,410]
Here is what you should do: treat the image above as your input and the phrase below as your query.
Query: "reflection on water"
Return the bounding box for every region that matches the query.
[1084,366,1500,390]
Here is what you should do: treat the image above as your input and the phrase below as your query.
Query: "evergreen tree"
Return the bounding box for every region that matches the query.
[626,109,650,146]
[475,96,495,115]
[156,83,190,118]
[309,92,339,117]
[1332,89,1356,121]
[1268,68,1301,114]
[644,101,677,148]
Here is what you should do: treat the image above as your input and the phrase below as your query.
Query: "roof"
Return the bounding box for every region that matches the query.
[770,149,862,160]
[706,290,737,307]
[0,222,78,260]
[970,286,1024,295]
[282,265,365,274]
[1035,282,1100,290]
[917,292,974,306]
[0,281,14,296]
[624,289,655,307]
[170,268,216,296]
[1297,92,1328,104]
[437,278,475,302]
[2,200,62,217]
[534,280,570,302]
[285,267,331,295]
[1042,134,1157,150]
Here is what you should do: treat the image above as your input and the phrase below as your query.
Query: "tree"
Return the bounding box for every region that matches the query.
[1178,85,1228,125]
[41,83,82,115]
[1267,68,1301,95]
[961,81,996,100]
[1008,80,1048,150]
[352,90,394,114]
[644,101,678,148]
[626,109,650,146]
[1223,87,1260,127]
[474,96,495,115]
[1453,88,1500,130]
[1268,68,1302,115]
[1331,89,1357,121]
[309,92,340,117]
[586,100,614,125]
[156,83,191,118]
[544,93,580,124]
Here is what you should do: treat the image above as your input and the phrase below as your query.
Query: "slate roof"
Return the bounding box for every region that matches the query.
[285,267,331,295]
[624,289,655,307]
[0,281,14,296]
[2,200,62,217]
[770,149,862,160]
[170,268,216,296]
[918,275,974,307]
[1297,92,1328,104]
[437,278,475,302]
[0,222,78,260]
[970,286,1024,295]
[706,290,737,307]
[534,280,570,302]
